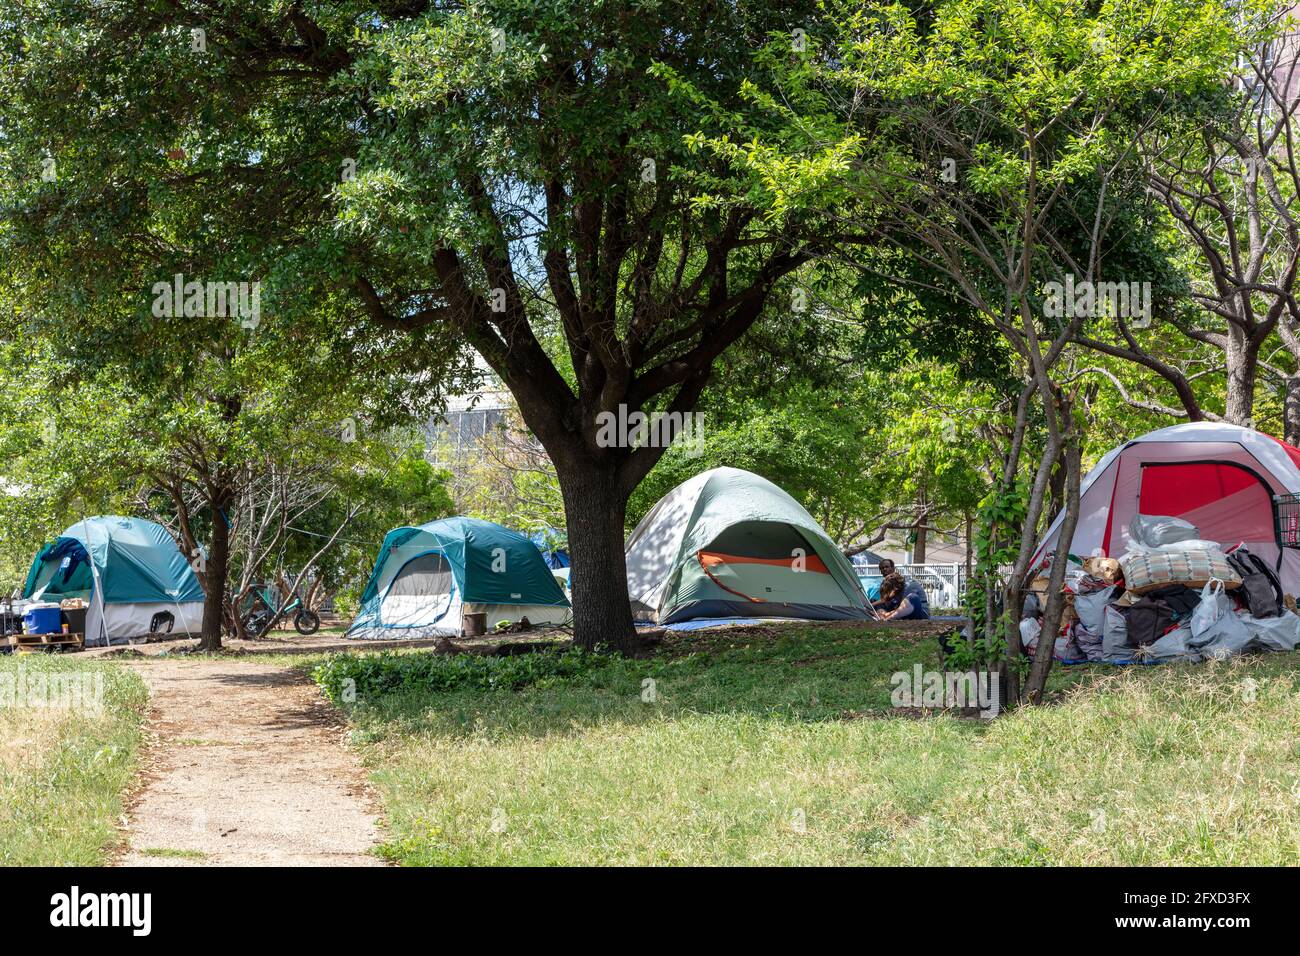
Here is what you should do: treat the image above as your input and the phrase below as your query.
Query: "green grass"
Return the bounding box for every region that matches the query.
[140,847,207,859]
[0,653,148,865]
[316,625,1300,865]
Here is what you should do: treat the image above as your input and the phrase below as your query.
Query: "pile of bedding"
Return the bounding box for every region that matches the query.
[1021,515,1300,664]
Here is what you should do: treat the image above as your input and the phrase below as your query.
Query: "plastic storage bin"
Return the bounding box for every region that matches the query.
[23,605,63,635]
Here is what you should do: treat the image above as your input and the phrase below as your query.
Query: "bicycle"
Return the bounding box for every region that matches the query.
[239,583,321,638]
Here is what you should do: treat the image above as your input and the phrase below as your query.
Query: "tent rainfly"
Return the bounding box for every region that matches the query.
[1032,422,1300,593]
[625,467,871,624]
[347,516,571,639]
[22,516,204,647]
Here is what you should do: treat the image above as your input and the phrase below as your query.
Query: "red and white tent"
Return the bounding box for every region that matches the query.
[1033,422,1300,593]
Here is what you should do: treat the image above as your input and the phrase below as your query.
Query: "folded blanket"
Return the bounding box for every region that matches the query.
[1121,549,1240,594]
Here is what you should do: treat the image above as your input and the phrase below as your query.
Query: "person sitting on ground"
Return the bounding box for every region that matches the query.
[869,559,898,611]
[877,572,930,621]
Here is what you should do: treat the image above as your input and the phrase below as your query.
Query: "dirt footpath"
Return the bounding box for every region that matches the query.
[117,659,385,867]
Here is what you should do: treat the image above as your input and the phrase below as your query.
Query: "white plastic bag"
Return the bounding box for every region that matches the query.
[1072,585,1116,634]
[1144,623,1199,662]
[1157,539,1226,552]
[1019,617,1041,653]
[1190,608,1252,658]
[1190,578,1227,638]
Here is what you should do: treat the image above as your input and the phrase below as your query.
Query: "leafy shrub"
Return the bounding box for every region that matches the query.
[312,648,611,704]
[330,588,360,619]
[941,629,1005,670]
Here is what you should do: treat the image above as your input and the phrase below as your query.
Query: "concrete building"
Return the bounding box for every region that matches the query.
[424,388,513,468]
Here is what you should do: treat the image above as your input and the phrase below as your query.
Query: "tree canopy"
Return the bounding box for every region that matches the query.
[0,0,1281,675]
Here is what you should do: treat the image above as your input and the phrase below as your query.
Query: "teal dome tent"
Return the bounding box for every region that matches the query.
[347,517,571,639]
[23,516,204,646]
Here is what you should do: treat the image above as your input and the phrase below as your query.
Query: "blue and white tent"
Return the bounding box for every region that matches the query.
[23,516,204,646]
[348,517,571,639]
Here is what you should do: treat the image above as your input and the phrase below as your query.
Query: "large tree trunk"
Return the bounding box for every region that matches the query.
[197,504,230,652]
[559,462,637,653]
[1284,374,1300,446]
[1225,326,1259,426]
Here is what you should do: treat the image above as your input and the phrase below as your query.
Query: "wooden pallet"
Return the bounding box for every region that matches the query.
[4,631,85,653]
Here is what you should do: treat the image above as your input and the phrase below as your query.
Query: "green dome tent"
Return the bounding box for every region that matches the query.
[23,516,204,646]
[625,467,870,624]
[347,517,571,639]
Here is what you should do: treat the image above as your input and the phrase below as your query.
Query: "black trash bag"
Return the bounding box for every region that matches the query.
[1120,596,1174,646]
[1143,584,1200,618]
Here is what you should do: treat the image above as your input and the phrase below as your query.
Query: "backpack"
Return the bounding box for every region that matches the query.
[1225,547,1283,618]
[1121,596,1175,646]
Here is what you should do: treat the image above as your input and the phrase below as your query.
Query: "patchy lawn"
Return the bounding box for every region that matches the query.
[0,654,147,865]
[314,623,1300,865]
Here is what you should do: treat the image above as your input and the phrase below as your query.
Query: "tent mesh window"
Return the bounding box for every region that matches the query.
[707,521,815,560]
[1275,494,1300,547]
[388,552,453,597]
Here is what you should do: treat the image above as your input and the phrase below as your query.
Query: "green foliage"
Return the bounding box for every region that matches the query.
[297,440,456,613]
[0,328,430,603]
[312,648,610,704]
[966,477,1029,646]
[630,316,999,545]
[0,1,826,374]
[972,481,1029,573]
[435,406,567,534]
[941,628,1007,670]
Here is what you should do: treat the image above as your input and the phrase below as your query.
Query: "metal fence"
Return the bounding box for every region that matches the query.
[852,560,968,609]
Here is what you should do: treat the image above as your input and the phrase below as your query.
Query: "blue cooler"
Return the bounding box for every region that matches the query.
[23,605,63,635]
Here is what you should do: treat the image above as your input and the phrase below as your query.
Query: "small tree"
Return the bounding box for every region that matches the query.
[0,327,417,650]
[294,441,457,620]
